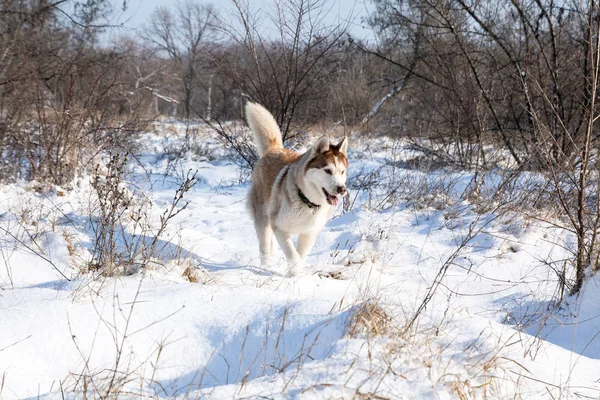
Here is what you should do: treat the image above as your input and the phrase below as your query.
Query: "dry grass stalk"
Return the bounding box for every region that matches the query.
[346,300,393,338]
[181,263,212,284]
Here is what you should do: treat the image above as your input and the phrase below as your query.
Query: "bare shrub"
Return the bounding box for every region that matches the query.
[88,152,199,277]
[203,117,257,174]
[89,152,133,276]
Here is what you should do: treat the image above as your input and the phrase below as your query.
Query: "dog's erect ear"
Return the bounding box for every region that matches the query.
[336,136,348,156]
[313,135,330,155]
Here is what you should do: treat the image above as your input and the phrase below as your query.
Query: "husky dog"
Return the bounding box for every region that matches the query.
[246,102,348,275]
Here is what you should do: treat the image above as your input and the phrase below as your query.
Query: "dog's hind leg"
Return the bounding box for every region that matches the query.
[261,223,274,265]
[254,211,273,266]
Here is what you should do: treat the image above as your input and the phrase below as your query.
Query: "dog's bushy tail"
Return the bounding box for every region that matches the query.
[245,102,283,158]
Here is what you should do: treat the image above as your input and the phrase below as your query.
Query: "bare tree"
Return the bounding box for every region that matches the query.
[213,0,349,141]
[143,0,217,120]
[366,0,600,293]
[0,0,141,185]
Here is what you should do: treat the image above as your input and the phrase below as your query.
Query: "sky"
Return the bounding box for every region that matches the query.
[105,0,375,43]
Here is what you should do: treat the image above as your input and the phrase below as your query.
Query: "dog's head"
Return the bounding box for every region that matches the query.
[305,136,349,206]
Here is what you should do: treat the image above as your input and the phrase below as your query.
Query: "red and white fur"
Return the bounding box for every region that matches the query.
[246,102,348,275]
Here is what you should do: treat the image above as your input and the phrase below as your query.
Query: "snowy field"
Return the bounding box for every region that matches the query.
[1,122,600,399]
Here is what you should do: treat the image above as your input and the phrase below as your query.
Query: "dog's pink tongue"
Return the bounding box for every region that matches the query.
[330,195,339,206]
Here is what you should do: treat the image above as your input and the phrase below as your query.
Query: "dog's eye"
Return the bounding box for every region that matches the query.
[324,169,332,175]
[341,170,345,174]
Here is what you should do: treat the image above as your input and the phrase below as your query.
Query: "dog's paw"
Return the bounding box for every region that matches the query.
[260,253,274,267]
[286,258,306,277]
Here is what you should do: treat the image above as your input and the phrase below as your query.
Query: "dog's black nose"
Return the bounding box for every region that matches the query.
[337,186,347,194]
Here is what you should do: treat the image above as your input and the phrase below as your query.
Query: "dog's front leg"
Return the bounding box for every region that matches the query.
[274,229,303,275]
[297,232,318,259]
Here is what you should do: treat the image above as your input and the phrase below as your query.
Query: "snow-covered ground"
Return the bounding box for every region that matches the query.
[1,123,599,399]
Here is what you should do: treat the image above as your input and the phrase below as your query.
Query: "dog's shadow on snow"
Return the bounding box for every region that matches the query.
[197,257,274,276]
[152,305,350,397]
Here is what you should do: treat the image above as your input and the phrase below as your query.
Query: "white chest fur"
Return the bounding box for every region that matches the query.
[275,199,330,234]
